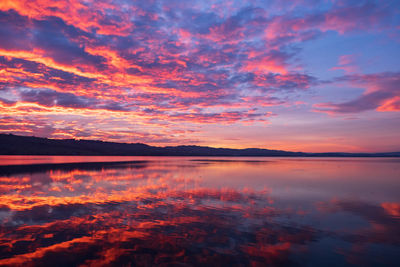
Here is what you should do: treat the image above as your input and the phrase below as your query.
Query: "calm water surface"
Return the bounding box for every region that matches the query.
[0,156,399,266]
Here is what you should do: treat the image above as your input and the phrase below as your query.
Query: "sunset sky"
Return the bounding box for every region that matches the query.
[0,0,399,152]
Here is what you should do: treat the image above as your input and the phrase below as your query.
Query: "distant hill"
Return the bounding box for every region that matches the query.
[0,134,399,157]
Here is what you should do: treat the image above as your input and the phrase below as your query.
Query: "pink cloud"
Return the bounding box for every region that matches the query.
[314,72,400,114]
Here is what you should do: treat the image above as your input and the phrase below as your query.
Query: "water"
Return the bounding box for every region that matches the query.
[0,156,399,266]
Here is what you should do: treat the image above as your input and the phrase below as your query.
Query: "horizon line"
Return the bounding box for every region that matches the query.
[1,133,399,155]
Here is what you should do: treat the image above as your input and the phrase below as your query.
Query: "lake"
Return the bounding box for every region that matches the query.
[0,156,399,266]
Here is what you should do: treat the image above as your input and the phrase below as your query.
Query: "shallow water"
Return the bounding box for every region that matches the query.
[0,156,399,266]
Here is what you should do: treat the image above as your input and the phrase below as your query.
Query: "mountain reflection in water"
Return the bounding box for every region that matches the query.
[0,157,399,266]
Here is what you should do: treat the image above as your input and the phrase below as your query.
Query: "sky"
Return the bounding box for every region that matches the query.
[0,0,399,152]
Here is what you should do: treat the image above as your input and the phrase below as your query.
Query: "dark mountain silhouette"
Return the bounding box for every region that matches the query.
[0,133,399,157]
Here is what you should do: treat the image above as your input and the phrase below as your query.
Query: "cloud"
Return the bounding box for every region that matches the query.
[0,0,398,145]
[314,72,400,114]
[330,54,358,74]
[18,88,129,111]
[169,110,274,124]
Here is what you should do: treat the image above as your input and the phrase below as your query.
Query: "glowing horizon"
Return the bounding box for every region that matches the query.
[0,0,399,153]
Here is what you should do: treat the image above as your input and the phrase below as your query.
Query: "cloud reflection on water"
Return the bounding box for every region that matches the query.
[0,158,399,266]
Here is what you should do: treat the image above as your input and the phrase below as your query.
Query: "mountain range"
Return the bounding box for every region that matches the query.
[1,133,399,157]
